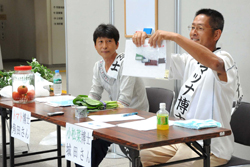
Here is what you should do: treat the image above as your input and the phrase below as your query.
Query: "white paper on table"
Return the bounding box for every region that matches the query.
[88,113,144,122]
[117,116,174,131]
[123,39,167,79]
[75,121,116,129]
[35,95,75,107]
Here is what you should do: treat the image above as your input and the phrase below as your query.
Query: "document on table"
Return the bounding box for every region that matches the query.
[35,95,75,107]
[75,121,116,129]
[88,113,144,122]
[117,116,174,131]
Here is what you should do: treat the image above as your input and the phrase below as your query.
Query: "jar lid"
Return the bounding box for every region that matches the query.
[14,66,32,71]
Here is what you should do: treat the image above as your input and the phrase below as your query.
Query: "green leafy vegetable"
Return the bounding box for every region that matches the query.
[73,95,118,111]
[27,58,54,82]
[106,101,119,109]
[0,70,14,88]
[0,58,54,88]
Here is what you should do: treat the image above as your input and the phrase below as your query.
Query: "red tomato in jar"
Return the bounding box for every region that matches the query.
[26,90,35,101]
[21,94,29,102]
[12,91,21,100]
[18,85,28,95]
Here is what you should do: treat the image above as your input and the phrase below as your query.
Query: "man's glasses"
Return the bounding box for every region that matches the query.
[188,25,215,32]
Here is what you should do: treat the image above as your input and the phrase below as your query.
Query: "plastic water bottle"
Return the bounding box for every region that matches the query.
[157,103,169,130]
[53,70,62,95]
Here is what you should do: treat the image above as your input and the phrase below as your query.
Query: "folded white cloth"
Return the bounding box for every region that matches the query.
[173,119,222,130]
[0,85,12,98]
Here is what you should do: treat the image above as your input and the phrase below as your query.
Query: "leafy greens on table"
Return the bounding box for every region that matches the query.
[0,58,54,88]
[73,95,118,111]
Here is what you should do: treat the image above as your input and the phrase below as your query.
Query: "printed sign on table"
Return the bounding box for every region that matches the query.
[11,107,31,144]
[65,123,93,167]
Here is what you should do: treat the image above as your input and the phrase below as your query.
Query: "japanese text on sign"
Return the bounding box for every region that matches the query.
[11,107,31,144]
[174,62,208,120]
[65,123,93,167]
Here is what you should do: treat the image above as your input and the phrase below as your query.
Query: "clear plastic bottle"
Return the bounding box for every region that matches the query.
[53,70,62,95]
[157,103,169,130]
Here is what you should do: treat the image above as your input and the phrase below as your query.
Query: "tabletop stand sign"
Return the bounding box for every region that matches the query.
[65,123,93,167]
[11,107,31,144]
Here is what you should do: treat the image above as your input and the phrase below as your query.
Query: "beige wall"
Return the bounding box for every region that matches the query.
[66,0,110,99]
[34,0,51,65]
[180,0,250,102]
[0,0,65,65]
[0,0,36,61]
[66,0,175,99]
[35,0,66,65]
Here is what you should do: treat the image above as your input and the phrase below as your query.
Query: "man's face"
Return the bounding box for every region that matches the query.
[95,37,119,59]
[189,14,217,51]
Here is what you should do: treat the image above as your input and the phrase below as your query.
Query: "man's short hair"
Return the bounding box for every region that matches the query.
[195,9,224,32]
[93,24,120,45]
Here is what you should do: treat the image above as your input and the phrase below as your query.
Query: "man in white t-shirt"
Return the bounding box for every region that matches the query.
[76,24,149,167]
[133,8,243,167]
[89,24,148,112]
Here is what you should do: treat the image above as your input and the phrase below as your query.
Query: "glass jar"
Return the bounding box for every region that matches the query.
[12,66,35,103]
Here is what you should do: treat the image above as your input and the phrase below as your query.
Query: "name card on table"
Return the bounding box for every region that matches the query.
[11,107,31,144]
[65,123,93,167]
